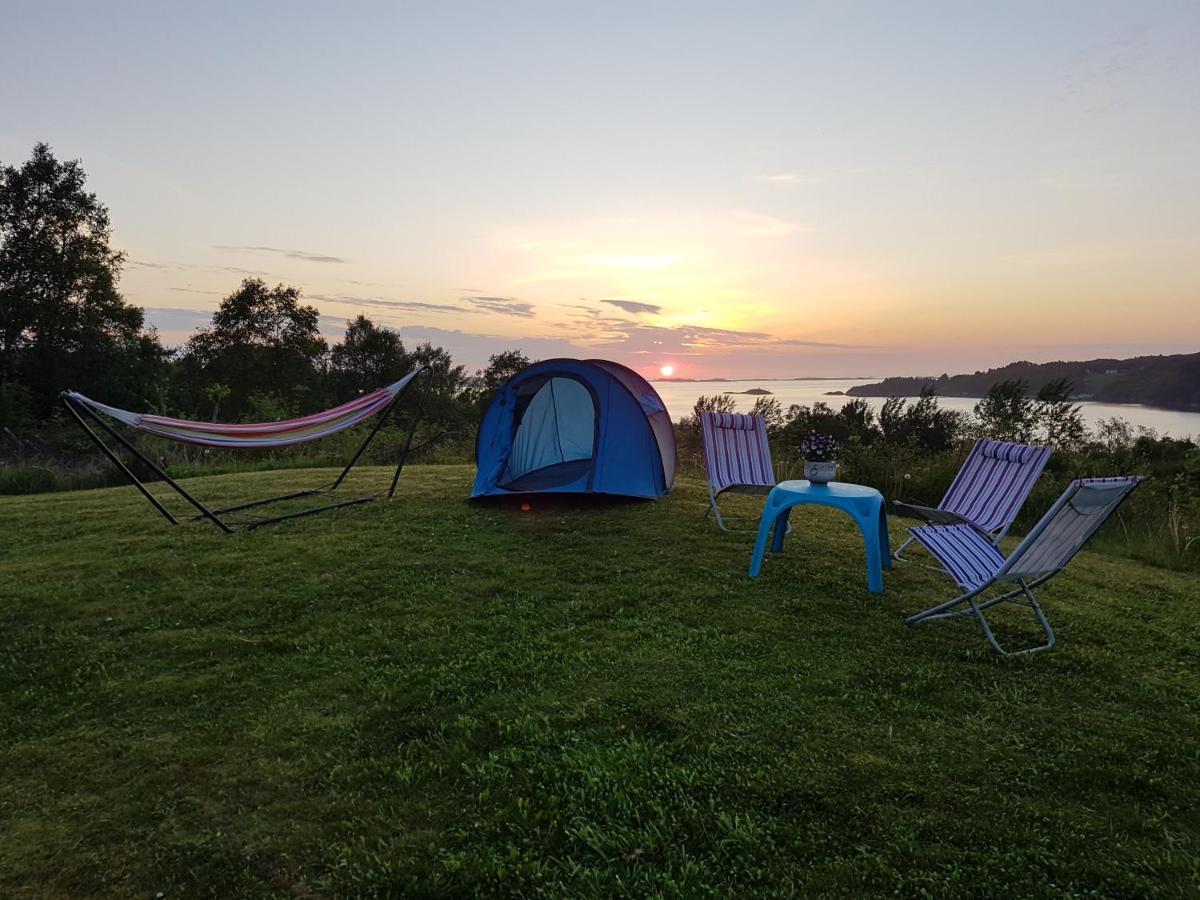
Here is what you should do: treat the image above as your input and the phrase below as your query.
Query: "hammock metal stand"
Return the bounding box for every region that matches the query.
[59,370,426,533]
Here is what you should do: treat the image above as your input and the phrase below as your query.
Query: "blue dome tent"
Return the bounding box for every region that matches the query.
[472,359,676,499]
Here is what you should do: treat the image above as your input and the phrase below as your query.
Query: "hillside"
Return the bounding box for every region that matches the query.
[1,465,1197,896]
[846,352,1200,410]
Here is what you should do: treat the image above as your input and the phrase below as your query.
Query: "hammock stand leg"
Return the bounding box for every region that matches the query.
[211,489,324,516]
[234,385,421,529]
[330,384,406,492]
[60,395,234,533]
[387,376,427,498]
[219,369,426,527]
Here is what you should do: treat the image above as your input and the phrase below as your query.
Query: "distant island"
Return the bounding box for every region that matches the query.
[724,387,773,396]
[846,352,1200,411]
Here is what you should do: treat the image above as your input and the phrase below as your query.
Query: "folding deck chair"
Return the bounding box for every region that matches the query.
[892,439,1051,562]
[904,476,1143,655]
[700,411,778,531]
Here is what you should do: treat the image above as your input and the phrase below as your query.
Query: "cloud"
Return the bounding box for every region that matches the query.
[169,286,222,295]
[602,298,662,316]
[734,211,799,238]
[217,265,272,277]
[464,296,536,318]
[393,325,585,364]
[214,245,348,264]
[568,317,873,357]
[754,173,824,188]
[307,293,463,314]
[1063,23,1146,115]
[126,259,272,277]
[141,307,217,344]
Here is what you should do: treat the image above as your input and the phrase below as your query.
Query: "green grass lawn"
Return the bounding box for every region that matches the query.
[1,465,1197,898]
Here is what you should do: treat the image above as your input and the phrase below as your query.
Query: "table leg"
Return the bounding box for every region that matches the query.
[864,529,883,593]
[748,500,778,578]
[852,505,884,594]
[770,507,791,554]
[879,506,892,570]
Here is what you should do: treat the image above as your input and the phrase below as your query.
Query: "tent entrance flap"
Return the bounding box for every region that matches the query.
[499,377,595,489]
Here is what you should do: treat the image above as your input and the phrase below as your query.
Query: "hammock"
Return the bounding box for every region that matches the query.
[63,369,421,449]
[60,366,426,532]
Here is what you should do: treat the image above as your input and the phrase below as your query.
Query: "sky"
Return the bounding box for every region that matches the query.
[3,1,1199,380]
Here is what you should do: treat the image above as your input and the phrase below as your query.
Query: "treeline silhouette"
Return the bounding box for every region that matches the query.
[847,354,1200,411]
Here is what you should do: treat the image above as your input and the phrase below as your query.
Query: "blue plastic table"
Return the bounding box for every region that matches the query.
[748,480,892,593]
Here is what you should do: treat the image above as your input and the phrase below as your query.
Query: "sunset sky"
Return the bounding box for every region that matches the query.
[3,1,1198,379]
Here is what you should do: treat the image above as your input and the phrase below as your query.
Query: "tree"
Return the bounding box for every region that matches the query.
[836,398,879,445]
[878,387,962,452]
[0,142,165,419]
[471,349,532,410]
[974,379,1036,442]
[204,383,230,422]
[691,393,737,420]
[878,396,908,443]
[479,349,531,393]
[1035,378,1085,449]
[329,315,410,398]
[748,396,784,433]
[408,341,471,430]
[182,278,327,419]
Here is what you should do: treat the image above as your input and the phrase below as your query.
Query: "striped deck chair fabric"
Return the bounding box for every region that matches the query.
[700,412,777,531]
[905,476,1143,654]
[893,438,1051,561]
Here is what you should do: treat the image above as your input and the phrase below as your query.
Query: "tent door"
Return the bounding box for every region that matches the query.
[498,377,596,490]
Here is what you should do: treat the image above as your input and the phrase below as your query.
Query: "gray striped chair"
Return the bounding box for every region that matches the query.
[904,477,1143,655]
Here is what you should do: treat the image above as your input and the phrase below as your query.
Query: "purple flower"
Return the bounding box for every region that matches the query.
[798,431,839,462]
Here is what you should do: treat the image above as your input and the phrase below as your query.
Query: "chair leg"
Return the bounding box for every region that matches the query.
[905,587,982,625]
[708,488,731,532]
[971,583,1055,655]
[909,582,1056,655]
[708,487,786,534]
[893,535,916,563]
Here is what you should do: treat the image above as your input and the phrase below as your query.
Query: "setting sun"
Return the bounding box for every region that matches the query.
[660,365,675,377]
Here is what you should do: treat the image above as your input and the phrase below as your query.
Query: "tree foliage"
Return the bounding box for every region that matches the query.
[1036,378,1086,449]
[974,379,1037,442]
[748,396,784,433]
[974,378,1085,448]
[0,143,165,421]
[181,278,327,419]
[330,314,411,398]
[479,350,531,393]
[878,387,962,452]
[470,349,533,411]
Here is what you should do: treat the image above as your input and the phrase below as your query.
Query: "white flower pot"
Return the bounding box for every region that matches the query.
[804,460,837,484]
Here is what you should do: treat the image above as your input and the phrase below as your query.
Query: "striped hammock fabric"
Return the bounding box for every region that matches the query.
[64,368,422,449]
